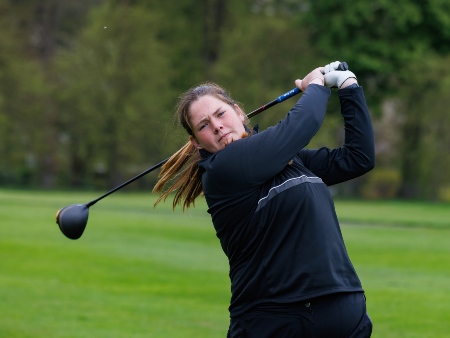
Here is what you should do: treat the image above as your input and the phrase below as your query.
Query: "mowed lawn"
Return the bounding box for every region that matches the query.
[0,189,449,338]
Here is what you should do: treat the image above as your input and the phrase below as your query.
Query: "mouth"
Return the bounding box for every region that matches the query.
[219,132,231,143]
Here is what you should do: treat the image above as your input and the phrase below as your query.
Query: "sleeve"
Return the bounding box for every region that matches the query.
[201,84,331,190]
[298,86,375,186]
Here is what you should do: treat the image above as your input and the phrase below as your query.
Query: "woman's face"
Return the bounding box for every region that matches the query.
[188,95,246,154]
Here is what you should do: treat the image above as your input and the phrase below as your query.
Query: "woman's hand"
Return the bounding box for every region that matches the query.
[323,70,357,89]
[295,67,325,91]
[322,61,358,89]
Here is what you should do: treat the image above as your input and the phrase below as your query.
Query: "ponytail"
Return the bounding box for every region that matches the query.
[153,141,203,210]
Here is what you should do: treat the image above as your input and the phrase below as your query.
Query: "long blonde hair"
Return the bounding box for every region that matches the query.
[153,82,249,210]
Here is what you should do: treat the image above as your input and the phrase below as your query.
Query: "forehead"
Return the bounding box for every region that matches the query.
[189,95,229,120]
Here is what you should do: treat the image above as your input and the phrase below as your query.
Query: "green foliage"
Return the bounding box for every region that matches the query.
[361,168,401,199]
[0,2,50,187]
[393,55,450,199]
[1,0,450,201]
[302,1,450,200]
[54,3,174,188]
[439,186,450,202]
[214,13,323,128]
[303,0,450,113]
[304,1,450,75]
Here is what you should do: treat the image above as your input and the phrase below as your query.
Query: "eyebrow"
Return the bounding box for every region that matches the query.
[193,107,222,128]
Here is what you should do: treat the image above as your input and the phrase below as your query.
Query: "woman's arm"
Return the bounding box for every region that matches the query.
[201,70,331,190]
[299,85,375,186]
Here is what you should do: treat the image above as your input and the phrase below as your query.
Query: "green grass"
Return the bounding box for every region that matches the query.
[0,189,449,337]
[334,199,450,229]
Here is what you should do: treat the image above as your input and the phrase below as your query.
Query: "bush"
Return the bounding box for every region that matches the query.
[439,186,450,203]
[361,168,401,199]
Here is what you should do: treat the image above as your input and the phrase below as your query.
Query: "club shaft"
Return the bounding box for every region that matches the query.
[86,158,169,207]
[86,60,349,207]
[247,62,348,118]
[86,87,307,207]
[247,87,301,118]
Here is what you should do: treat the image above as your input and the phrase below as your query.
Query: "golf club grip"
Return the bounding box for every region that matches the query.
[320,61,348,74]
[277,62,347,103]
[276,87,301,103]
[337,62,348,71]
[246,86,302,119]
[276,61,348,103]
[248,62,348,119]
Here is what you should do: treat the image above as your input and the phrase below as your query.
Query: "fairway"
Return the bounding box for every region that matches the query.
[1,189,449,337]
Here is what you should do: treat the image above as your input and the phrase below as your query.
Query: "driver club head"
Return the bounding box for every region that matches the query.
[56,204,89,240]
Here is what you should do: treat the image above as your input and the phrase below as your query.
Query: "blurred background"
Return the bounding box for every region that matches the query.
[1,2,450,337]
[1,0,450,202]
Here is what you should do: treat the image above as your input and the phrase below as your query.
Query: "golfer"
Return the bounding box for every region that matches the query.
[155,63,374,337]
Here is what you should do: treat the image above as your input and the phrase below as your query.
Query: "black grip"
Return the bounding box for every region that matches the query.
[337,62,348,71]
[320,61,348,75]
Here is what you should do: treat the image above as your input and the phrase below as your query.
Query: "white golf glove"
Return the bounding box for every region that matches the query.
[324,70,357,88]
[322,61,342,74]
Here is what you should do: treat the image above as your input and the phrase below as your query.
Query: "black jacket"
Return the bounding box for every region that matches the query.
[198,84,375,318]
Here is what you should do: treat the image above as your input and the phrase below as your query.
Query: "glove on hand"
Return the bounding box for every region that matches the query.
[322,61,342,74]
[324,70,357,88]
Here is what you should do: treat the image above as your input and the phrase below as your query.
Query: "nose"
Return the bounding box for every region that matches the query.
[211,119,223,133]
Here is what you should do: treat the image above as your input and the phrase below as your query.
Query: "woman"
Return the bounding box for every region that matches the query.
[154,63,375,337]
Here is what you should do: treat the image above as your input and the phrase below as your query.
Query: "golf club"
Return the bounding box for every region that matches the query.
[56,62,348,240]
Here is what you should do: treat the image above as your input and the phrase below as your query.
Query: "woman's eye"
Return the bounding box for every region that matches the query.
[218,111,225,117]
[199,122,208,130]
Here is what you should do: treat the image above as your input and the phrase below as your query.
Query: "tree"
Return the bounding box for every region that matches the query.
[54,3,174,188]
[0,1,49,187]
[395,56,450,200]
[0,0,103,187]
[302,0,450,200]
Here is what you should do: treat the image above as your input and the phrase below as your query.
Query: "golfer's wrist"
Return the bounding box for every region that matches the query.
[309,77,324,86]
[339,77,358,88]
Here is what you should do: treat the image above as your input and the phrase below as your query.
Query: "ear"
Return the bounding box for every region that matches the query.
[189,135,203,149]
[234,104,245,122]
